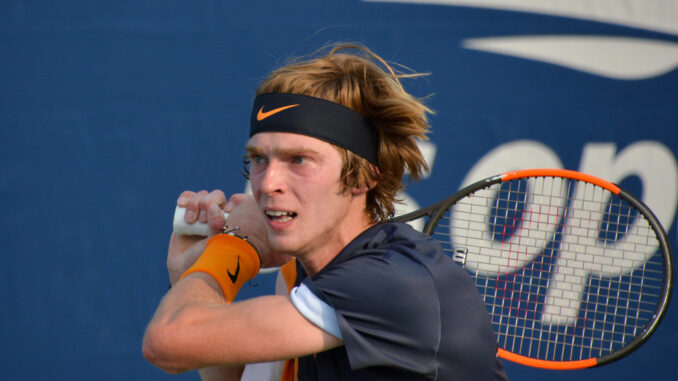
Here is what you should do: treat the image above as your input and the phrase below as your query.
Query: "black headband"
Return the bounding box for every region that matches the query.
[249,93,379,165]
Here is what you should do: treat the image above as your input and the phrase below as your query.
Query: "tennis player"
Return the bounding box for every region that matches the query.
[143,43,508,381]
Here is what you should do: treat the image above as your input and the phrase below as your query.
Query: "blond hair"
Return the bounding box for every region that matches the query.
[255,43,433,221]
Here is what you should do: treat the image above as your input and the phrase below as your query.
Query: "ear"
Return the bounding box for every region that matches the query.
[351,180,377,196]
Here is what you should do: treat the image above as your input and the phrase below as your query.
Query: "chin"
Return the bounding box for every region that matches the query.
[267,235,299,256]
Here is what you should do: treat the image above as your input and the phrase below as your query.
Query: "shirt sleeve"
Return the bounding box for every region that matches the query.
[301,245,441,377]
[289,283,343,340]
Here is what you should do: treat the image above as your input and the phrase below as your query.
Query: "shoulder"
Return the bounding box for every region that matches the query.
[364,221,438,248]
[344,222,443,264]
[300,223,446,375]
[305,222,445,329]
[316,223,441,282]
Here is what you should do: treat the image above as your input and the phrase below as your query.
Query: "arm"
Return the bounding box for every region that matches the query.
[143,190,339,375]
[142,272,342,374]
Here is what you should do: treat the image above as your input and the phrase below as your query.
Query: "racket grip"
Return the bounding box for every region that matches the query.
[172,206,230,236]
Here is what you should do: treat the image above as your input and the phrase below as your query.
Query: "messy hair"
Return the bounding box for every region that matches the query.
[255,43,432,222]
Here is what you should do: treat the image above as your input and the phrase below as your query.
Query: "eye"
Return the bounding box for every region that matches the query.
[252,155,267,165]
[292,156,306,165]
[246,154,267,166]
[245,154,268,174]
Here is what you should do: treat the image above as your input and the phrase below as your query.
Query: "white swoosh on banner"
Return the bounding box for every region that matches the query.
[364,0,678,36]
[365,0,678,79]
[463,36,678,80]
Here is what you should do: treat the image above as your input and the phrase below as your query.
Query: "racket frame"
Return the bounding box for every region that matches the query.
[395,168,673,369]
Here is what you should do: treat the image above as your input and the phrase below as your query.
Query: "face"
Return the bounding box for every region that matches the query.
[246,132,368,260]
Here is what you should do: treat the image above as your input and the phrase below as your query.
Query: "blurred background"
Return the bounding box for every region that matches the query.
[1,1,677,379]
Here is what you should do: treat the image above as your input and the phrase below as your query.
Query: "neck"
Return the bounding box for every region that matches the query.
[297,209,374,278]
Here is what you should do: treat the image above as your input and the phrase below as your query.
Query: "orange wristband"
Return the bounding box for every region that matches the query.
[180,234,261,304]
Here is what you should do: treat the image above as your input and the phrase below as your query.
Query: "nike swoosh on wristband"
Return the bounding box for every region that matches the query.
[256,104,300,121]
[227,256,241,284]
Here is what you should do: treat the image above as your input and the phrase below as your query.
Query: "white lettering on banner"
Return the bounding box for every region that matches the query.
[452,140,568,274]
[452,177,569,275]
[578,141,678,229]
[443,139,677,326]
[542,141,678,324]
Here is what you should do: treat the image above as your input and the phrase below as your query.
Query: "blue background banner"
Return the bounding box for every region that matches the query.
[2,1,677,379]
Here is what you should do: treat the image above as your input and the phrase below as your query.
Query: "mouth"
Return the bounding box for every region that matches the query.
[265,209,298,223]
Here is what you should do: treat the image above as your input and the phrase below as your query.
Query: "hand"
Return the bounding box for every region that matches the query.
[225,193,293,268]
[167,190,227,285]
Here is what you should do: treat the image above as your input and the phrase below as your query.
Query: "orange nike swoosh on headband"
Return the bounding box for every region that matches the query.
[256,104,300,121]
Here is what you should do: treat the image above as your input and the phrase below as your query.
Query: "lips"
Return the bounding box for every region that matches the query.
[265,209,297,223]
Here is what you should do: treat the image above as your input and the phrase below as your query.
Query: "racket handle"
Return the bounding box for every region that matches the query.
[172,206,230,236]
[173,206,281,274]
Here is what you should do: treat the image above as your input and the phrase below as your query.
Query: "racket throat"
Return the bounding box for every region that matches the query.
[452,247,468,266]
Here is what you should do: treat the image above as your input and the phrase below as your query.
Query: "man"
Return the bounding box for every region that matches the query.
[143,43,508,380]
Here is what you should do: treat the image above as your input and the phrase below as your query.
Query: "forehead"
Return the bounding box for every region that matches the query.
[246,131,336,154]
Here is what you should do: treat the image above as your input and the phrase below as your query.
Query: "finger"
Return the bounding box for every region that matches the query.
[177,190,196,207]
[224,193,244,212]
[199,190,227,223]
[207,204,227,236]
[228,193,246,207]
[224,200,235,213]
[185,190,208,223]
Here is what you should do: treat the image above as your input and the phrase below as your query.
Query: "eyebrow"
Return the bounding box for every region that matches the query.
[245,145,263,156]
[245,144,321,157]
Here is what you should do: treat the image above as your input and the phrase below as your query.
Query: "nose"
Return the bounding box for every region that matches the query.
[257,159,285,196]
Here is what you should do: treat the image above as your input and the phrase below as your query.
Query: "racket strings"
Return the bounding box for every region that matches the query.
[434,176,665,363]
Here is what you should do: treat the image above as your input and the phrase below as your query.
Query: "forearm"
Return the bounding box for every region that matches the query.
[146,231,264,373]
[143,274,229,373]
[143,271,343,374]
[155,273,225,325]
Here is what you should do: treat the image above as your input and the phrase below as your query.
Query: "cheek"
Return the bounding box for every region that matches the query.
[307,185,351,213]
[249,175,264,200]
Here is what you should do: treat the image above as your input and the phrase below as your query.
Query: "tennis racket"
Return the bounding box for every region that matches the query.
[172,206,229,237]
[393,168,672,370]
[172,206,282,274]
